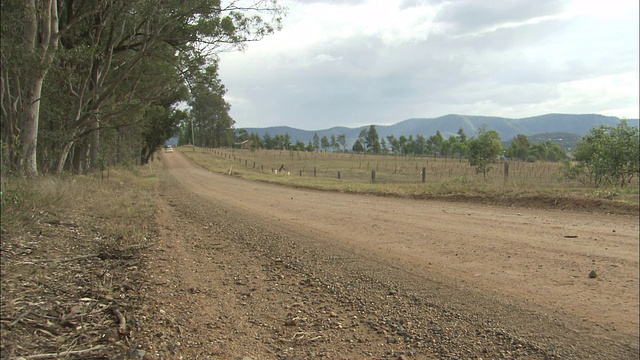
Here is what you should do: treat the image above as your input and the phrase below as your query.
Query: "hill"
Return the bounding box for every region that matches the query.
[242,114,639,149]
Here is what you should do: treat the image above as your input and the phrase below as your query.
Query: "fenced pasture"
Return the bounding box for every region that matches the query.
[184,147,586,194]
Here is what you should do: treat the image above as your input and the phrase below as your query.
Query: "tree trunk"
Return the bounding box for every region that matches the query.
[16,0,59,176]
[56,140,75,173]
[19,77,44,176]
[141,147,153,165]
[90,119,100,171]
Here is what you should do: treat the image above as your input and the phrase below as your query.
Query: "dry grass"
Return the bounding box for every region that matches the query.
[0,164,160,358]
[1,167,157,246]
[180,146,639,213]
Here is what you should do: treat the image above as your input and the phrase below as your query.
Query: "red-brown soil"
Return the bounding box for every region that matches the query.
[134,150,638,359]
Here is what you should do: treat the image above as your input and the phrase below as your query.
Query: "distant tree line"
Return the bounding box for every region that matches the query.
[239,124,567,161]
[235,120,638,185]
[231,131,348,152]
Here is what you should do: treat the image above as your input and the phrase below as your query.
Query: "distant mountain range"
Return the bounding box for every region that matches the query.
[242,114,639,149]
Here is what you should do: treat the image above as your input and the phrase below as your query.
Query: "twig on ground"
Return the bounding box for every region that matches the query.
[14,243,154,265]
[8,310,32,327]
[112,307,127,335]
[14,345,105,359]
[15,254,99,265]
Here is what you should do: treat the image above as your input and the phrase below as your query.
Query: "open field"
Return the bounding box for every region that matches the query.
[180,146,639,214]
[196,147,568,186]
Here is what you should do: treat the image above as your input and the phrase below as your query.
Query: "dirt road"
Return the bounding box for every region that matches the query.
[137,150,639,359]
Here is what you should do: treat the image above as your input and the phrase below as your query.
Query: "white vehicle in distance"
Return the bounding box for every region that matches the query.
[165,145,173,153]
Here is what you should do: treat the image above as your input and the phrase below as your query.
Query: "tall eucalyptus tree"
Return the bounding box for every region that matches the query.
[1,0,284,174]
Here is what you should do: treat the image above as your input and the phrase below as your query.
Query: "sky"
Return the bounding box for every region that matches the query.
[217,0,639,130]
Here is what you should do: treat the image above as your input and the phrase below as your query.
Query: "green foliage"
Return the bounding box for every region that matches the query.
[357,129,368,151]
[259,133,291,150]
[412,135,426,155]
[321,135,330,151]
[235,129,250,143]
[178,120,194,146]
[467,126,503,179]
[337,134,347,152]
[565,120,639,187]
[189,77,234,148]
[505,134,567,162]
[330,134,338,151]
[291,140,307,151]
[398,135,409,155]
[383,127,467,157]
[453,127,469,157]
[250,132,264,150]
[426,131,444,155]
[365,125,381,153]
[505,134,531,161]
[386,135,398,153]
[141,105,187,164]
[530,140,568,162]
[380,138,389,154]
[262,133,274,149]
[352,139,365,153]
[1,0,284,174]
[275,134,291,150]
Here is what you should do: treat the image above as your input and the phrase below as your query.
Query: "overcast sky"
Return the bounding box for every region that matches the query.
[218,0,639,130]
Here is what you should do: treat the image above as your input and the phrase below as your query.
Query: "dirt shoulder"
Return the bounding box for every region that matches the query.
[132,151,638,359]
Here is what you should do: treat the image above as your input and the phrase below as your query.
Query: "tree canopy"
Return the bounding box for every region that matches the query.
[1,0,284,175]
[467,126,503,179]
[566,120,639,187]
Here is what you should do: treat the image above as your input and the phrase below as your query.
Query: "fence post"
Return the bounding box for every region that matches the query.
[504,161,509,184]
[314,166,317,177]
[371,170,376,183]
[338,171,341,179]
[422,167,426,183]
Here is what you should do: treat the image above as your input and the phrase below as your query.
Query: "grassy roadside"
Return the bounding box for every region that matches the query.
[0,164,161,358]
[180,146,639,215]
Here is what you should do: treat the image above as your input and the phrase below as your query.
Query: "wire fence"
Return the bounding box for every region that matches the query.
[198,147,571,189]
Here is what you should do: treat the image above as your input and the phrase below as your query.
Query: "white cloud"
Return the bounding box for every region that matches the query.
[218,0,640,129]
